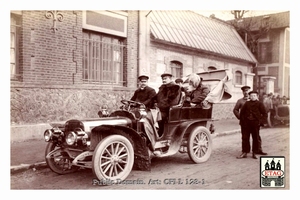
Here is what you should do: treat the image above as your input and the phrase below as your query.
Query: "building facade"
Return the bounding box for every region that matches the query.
[228,11,290,97]
[139,11,257,117]
[255,11,290,97]
[10,10,257,132]
[11,10,140,125]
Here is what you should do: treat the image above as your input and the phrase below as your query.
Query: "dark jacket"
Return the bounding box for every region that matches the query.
[240,100,267,126]
[130,86,157,108]
[190,84,210,106]
[155,82,181,111]
[233,97,248,120]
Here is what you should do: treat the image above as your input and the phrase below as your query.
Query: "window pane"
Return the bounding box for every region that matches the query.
[10,48,15,63]
[11,32,15,48]
[235,71,242,85]
[170,61,182,79]
[82,31,124,85]
[113,48,121,84]
[11,63,16,75]
[10,15,18,77]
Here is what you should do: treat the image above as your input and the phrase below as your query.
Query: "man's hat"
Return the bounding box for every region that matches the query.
[161,71,173,78]
[248,90,258,95]
[138,75,149,80]
[241,86,251,91]
[175,78,183,83]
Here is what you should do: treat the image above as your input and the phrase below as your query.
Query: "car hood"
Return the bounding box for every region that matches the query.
[50,117,132,132]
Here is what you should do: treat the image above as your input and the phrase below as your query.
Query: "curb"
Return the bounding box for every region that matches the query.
[11,161,48,174]
[11,129,241,174]
[215,129,241,137]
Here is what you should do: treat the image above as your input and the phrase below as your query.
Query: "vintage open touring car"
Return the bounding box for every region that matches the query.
[44,69,231,184]
[267,103,290,127]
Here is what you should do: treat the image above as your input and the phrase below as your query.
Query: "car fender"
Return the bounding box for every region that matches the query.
[90,124,151,171]
[175,119,210,136]
[168,119,210,152]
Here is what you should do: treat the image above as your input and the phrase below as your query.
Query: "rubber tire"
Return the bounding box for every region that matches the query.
[92,135,134,183]
[187,127,212,163]
[45,142,79,174]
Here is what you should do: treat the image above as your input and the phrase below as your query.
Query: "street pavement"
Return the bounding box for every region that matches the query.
[10,118,241,174]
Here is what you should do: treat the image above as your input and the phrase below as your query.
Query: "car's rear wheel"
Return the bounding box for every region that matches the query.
[187,127,212,163]
[92,135,134,184]
[45,142,80,174]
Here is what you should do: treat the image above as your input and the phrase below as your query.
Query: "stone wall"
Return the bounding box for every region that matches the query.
[212,102,236,120]
[11,85,235,125]
[11,86,134,125]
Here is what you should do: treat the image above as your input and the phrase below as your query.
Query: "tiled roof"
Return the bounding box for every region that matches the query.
[149,10,257,64]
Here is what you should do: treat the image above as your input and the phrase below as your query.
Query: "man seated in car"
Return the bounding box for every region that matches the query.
[154,72,181,136]
[130,75,157,109]
[174,78,187,107]
[185,73,210,108]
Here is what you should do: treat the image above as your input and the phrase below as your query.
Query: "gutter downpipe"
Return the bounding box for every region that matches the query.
[138,10,152,79]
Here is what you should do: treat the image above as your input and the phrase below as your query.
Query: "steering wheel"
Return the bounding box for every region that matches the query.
[120,100,144,111]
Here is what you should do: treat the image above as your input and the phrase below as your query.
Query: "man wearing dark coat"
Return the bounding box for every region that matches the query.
[155,72,181,136]
[130,75,156,109]
[234,85,250,157]
[233,86,251,120]
[234,86,267,159]
[239,91,268,159]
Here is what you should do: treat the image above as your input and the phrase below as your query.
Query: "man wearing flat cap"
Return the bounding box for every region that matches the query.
[130,75,156,109]
[154,72,181,136]
[233,86,251,120]
[233,86,250,158]
[239,91,268,159]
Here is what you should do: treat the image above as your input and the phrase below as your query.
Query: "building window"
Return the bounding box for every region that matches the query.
[235,70,242,85]
[170,61,182,79]
[10,13,21,80]
[258,42,272,64]
[82,31,126,85]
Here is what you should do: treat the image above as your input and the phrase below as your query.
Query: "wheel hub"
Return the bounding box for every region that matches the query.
[198,140,206,147]
[111,155,119,164]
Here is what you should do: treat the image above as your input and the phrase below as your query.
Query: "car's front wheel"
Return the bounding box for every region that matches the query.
[92,135,134,183]
[187,127,212,163]
[45,142,80,174]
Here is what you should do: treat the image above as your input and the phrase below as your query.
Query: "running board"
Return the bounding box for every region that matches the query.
[154,140,171,149]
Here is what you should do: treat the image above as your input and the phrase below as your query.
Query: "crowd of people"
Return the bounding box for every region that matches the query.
[261,93,289,110]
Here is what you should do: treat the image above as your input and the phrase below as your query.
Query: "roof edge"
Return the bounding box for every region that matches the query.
[151,37,257,65]
[231,28,258,63]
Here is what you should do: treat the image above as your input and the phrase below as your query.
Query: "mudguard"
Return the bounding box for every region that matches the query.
[167,120,209,154]
[90,124,151,171]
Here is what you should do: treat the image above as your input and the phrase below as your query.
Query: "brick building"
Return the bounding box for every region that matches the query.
[10,10,257,140]
[11,10,140,125]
